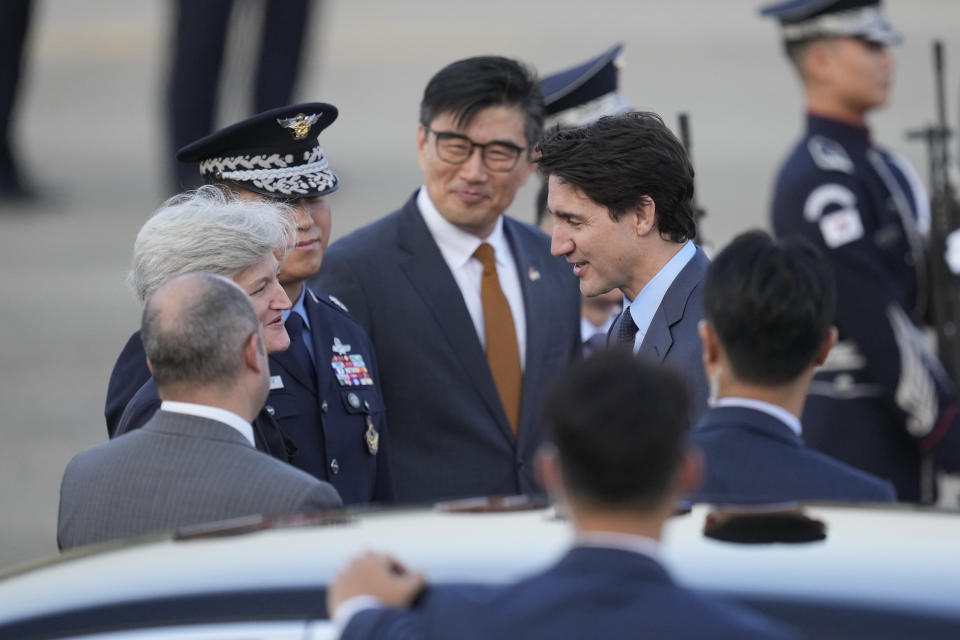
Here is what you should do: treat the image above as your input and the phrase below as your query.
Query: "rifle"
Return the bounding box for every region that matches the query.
[678,112,709,248]
[907,40,960,386]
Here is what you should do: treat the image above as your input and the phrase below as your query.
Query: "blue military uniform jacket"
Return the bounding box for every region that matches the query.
[771,114,960,501]
[267,287,394,506]
[691,405,896,504]
[342,546,796,639]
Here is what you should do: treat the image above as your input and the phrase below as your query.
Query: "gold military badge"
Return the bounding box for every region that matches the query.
[276,112,321,140]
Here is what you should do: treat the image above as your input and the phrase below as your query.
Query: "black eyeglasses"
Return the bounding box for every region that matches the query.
[423,125,527,173]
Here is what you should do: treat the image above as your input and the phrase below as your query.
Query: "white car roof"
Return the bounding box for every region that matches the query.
[1,503,959,626]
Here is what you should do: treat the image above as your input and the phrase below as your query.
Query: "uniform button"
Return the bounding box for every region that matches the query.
[321,401,328,413]
[265,405,275,416]
[363,400,371,411]
[347,393,361,409]
[329,458,340,475]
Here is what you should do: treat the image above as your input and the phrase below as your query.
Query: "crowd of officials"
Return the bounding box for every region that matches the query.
[53,0,960,637]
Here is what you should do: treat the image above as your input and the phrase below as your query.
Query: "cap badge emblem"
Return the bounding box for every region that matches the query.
[277,112,320,140]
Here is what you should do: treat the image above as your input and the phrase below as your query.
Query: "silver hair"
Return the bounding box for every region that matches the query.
[129,185,295,304]
[142,273,261,389]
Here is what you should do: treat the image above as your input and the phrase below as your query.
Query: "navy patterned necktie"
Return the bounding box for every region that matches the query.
[284,312,317,386]
[609,307,639,349]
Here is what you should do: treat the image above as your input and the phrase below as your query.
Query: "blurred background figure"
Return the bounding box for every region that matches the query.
[535,44,631,356]
[0,0,37,203]
[762,0,960,502]
[693,230,896,504]
[166,0,316,193]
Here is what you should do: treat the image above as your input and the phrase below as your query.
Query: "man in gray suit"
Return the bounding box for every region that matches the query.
[312,56,580,502]
[539,111,709,421]
[58,273,341,550]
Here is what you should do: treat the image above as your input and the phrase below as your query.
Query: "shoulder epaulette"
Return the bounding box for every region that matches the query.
[807,135,854,174]
[327,294,350,314]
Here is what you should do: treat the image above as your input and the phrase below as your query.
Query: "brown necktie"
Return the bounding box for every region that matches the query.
[474,243,522,434]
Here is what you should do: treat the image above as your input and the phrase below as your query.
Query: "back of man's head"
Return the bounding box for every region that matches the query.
[543,350,690,511]
[536,111,696,243]
[704,230,835,385]
[420,56,544,147]
[130,185,294,305]
[142,273,260,393]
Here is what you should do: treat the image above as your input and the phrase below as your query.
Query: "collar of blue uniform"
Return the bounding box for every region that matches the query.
[807,113,872,148]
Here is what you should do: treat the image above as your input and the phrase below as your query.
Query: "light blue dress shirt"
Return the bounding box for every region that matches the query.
[624,240,697,353]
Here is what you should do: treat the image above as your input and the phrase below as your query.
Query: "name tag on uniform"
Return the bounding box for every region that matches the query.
[269,375,284,390]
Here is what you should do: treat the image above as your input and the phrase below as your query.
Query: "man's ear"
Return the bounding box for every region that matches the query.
[814,326,838,366]
[699,320,721,378]
[243,332,264,374]
[145,358,153,375]
[803,40,835,85]
[535,444,564,500]
[675,447,704,499]
[633,198,657,237]
[415,124,431,174]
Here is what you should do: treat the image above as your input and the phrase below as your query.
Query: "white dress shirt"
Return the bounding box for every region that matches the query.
[575,530,663,561]
[712,396,803,438]
[418,187,527,368]
[160,400,255,446]
[624,240,696,353]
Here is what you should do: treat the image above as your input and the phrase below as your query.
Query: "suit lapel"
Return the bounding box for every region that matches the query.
[270,347,315,395]
[637,247,709,362]
[395,197,514,441]
[304,288,335,394]
[269,288,323,395]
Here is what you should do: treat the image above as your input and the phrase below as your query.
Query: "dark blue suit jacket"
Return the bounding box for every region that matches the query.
[266,287,394,505]
[691,405,897,504]
[634,246,710,423]
[104,332,152,437]
[311,191,581,502]
[343,546,796,639]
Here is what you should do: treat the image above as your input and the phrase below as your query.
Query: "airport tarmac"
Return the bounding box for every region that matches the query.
[2,0,959,569]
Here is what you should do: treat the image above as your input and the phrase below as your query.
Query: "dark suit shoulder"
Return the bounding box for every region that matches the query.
[115,377,161,436]
[693,407,896,503]
[105,330,152,436]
